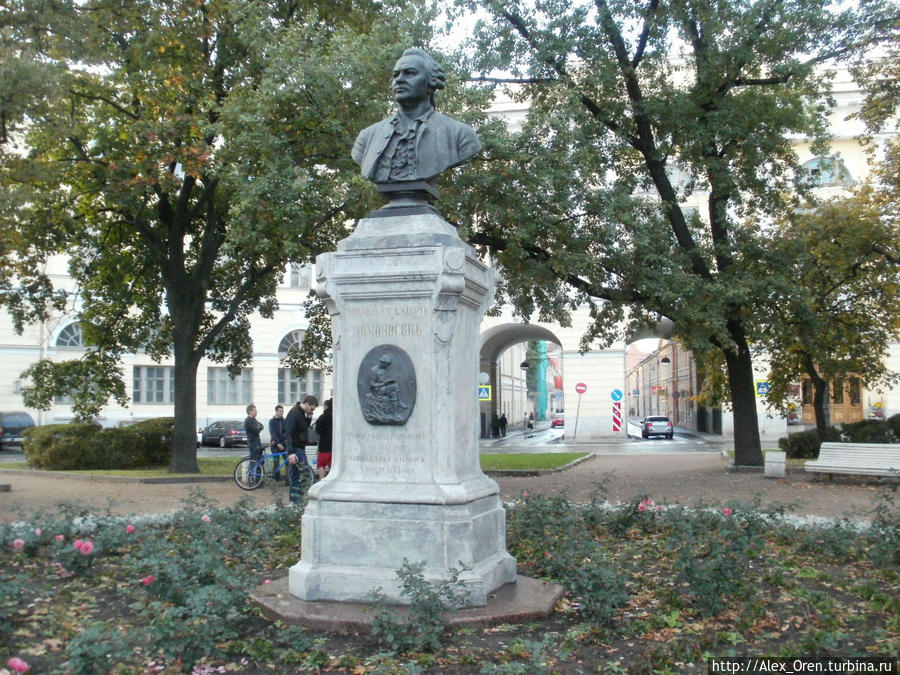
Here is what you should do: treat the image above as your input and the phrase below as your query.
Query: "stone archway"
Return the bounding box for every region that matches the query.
[478,307,628,440]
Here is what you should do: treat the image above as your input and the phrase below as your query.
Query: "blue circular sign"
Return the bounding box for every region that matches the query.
[611,389,623,402]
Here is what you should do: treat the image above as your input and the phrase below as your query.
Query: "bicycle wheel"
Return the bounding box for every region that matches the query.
[233,456,264,490]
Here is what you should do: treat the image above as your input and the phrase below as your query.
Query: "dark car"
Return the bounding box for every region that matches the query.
[200,420,247,448]
[641,415,674,439]
[0,411,36,450]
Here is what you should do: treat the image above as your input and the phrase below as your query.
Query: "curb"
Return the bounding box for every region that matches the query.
[0,468,232,484]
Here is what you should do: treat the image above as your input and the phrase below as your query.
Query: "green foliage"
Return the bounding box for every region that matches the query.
[778,428,841,460]
[888,414,900,440]
[447,0,896,467]
[506,493,629,624]
[667,505,766,616]
[23,420,172,470]
[761,193,900,429]
[841,419,896,444]
[0,0,439,467]
[64,621,130,675]
[369,559,468,654]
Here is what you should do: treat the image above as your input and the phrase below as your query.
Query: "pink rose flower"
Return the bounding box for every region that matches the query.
[7,656,30,673]
[55,534,64,541]
[73,539,83,550]
[722,507,733,517]
[263,579,272,584]
[637,503,647,512]
[126,524,135,534]
[33,528,41,536]
[142,574,156,585]
[201,514,211,523]
[79,540,94,555]
[12,539,24,549]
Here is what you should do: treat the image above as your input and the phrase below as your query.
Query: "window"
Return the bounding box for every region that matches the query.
[278,368,322,404]
[207,368,253,405]
[802,379,813,405]
[133,366,175,404]
[288,263,312,290]
[56,323,85,348]
[831,378,844,404]
[849,377,861,406]
[801,157,852,187]
[277,329,323,403]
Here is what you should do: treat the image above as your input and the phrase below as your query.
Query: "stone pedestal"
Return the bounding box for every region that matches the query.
[289,208,517,607]
[764,451,786,478]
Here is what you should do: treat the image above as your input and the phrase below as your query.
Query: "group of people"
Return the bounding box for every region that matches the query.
[243,396,333,504]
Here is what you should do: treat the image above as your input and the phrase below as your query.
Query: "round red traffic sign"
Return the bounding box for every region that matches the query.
[575,382,587,394]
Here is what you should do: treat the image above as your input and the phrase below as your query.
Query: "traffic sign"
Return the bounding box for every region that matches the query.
[478,385,492,401]
[575,382,587,394]
[611,388,623,402]
[755,381,771,397]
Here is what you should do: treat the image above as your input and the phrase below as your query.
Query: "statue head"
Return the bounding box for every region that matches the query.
[392,48,446,109]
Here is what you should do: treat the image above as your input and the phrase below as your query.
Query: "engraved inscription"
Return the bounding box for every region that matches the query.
[355,324,423,338]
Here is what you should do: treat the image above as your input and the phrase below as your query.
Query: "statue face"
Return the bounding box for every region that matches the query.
[391,54,430,106]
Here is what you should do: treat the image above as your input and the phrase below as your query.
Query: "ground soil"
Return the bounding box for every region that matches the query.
[1,451,893,523]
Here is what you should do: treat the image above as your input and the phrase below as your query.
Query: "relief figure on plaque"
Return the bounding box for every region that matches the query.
[358,345,416,425]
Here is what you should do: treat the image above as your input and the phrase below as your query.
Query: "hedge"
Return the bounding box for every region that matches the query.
[23,418,173,470]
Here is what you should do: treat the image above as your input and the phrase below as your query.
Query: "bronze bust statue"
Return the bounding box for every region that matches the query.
[352,48,481,203]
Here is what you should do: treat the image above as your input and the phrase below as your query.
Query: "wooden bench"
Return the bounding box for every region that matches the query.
[804,442,900,477]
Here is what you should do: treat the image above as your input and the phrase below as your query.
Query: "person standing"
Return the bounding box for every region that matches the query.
[314,398,333,480]
[285,395,318,504]
[268,405,287,481]
[499,413,508,437]
[244,404,264,464]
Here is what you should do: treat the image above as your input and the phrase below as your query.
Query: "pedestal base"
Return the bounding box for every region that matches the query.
[254,575,564,632]
[290,494,517,607]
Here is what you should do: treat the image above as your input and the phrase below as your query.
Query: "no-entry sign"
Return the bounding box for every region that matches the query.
[575,382,587,394]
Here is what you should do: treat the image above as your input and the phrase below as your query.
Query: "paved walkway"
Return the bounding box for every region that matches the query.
[2,448,894,524]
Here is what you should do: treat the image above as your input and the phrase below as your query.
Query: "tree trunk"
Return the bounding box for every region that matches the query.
[170,352,201,473]
[804,357,830,439]
[169,306,202,473]
[723,322,764,467]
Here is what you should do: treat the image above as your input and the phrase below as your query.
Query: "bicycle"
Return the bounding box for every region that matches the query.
[233,448,315,490]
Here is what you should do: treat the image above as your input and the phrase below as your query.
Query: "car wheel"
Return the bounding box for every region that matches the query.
[642,432,648,438]
[666,433,674,439]
[219,436,227,449]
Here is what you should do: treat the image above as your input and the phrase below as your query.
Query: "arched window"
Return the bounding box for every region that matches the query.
[56,323,85,348]
[277,330,323,404]
[801,157,852,187]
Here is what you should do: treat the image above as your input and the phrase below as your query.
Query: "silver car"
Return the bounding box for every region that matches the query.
[641,416,674,439]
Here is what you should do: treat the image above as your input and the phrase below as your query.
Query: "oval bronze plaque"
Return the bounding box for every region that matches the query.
[357,345,416,425]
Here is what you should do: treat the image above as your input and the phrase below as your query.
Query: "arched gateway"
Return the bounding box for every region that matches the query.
[479,307,628,440]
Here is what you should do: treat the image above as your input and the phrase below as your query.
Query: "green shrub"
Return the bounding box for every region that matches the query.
[841,419,895,444]
[127,417,175,465]
[778,427,840,459]
[885,414,900,441]
[23,420,171,470]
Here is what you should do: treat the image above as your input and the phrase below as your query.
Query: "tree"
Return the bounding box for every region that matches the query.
[447,0,898,465]
[760,192,900,437]
[0,0,435,471]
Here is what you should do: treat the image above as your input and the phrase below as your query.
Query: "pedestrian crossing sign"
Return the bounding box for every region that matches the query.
[478,385,492,401]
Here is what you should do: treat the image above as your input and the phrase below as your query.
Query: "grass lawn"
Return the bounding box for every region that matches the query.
[479,451,588,471]
[0,453,589,477]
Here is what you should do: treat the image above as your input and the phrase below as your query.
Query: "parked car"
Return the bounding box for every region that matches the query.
[0,411,36,450]
[200,420,247,448]
[551,413,565,428]
[641,415,674,439]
